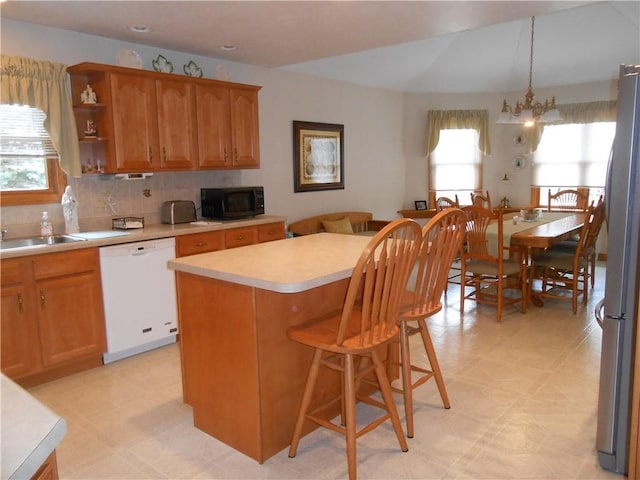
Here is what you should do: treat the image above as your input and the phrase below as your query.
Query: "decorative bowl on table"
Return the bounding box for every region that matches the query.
[520,208,541,222]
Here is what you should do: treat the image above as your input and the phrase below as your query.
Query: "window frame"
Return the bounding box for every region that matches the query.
[0,157,67,206]
[0,103,67,206]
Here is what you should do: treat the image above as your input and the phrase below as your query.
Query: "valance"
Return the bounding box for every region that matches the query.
[424,109,491,157]
[1,55,81,177]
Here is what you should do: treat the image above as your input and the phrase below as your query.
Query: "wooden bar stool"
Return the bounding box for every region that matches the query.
[287,218,421,480]
[395,209,467,438]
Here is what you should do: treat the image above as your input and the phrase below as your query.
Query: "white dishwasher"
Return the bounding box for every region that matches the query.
[99,237,178,364]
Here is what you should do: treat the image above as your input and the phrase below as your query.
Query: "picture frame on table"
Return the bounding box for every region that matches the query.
[414,200,428,210]
[293,121,344,192]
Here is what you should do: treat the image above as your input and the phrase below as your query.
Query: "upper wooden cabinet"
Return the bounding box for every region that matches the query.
[194,84,260,168]
[67,62,261,173]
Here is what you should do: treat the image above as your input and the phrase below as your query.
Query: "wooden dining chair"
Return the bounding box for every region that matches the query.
[547,188,589,211]
[549,195,605,288]
[470,191,492,210]
[394,208,467,438]
[529,202,604,313]
[287,218,421,480]
[459,206,527,321]
[435,195,460,212]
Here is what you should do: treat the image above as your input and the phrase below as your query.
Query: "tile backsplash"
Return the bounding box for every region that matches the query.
[0,170,241,239]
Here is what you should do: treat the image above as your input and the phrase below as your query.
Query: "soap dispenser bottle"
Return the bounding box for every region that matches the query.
[40,211,53,237]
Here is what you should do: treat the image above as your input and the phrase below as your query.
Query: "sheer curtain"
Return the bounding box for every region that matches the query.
[1,55,81,177]
[524,100,617,154]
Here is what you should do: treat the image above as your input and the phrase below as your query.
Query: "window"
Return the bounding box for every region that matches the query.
[0,104,66,205]
[533,122,615,205]
[425,109,490,207]
[429,129,481,203]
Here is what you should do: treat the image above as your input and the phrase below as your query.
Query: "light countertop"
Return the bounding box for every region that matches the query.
[168,232,372,293]
[0,215,286,259]
[1,374,67,479]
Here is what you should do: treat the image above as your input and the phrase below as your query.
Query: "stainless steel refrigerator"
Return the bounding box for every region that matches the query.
[596,64,640,474]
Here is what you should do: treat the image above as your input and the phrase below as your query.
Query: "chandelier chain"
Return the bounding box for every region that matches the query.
[496,15,560,125]
[529,17,535,89]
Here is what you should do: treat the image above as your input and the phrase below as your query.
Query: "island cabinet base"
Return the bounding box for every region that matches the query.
[175,271,395,463]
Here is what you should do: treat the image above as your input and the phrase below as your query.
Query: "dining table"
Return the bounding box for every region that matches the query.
[486,210,587,306]
[487,211,586,257]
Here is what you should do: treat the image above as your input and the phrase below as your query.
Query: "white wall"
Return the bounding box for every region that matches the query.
[0,18,405,236]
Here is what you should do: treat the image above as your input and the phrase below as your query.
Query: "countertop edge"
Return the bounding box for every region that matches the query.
[1,374,68,480]
[168,260,354,293]
[0,215,287,259]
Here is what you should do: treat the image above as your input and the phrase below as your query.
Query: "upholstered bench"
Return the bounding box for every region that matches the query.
[287,212,390,236]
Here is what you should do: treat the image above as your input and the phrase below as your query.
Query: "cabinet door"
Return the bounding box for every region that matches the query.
[110,73,159,171]
[257,222,285,243]
[176,231,225,257]
[1,283,38,378]
[156,79,197,169]
[195,84,232,168]
[37,271,106,368]
[1,259,39,378]
[229,88,260,168]
[225,227,258,248]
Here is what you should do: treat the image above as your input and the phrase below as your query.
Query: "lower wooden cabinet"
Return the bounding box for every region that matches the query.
[31,451,60,480]
[175,221,285,257]
[175,230,225,257]
[0,248,106,387]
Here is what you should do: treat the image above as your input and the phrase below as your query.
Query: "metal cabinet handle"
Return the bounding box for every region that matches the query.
[224,148,228,162]
[17,293,23,313]
[148,147,153,162]
[162,146,167,162]
[234,148,238,162]
[39,288,45,308]
[195,242,207,247]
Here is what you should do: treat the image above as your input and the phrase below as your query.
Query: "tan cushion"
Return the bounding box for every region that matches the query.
[322,217,354,234]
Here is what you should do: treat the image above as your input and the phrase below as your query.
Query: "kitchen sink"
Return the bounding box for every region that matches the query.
[0,235,87,250]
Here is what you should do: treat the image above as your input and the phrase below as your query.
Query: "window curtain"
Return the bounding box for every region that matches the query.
[524,100,617,154]
[1,55,82,177]
[424,109,491,157]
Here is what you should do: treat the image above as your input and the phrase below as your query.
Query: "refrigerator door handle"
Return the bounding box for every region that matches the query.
[595,298,606,329]
[597,316,623,458]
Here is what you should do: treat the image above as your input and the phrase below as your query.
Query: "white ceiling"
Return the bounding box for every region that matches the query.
[1,1,639,93]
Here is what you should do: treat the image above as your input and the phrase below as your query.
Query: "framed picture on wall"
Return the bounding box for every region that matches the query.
[293,121,344,192]
[414,200,428,210]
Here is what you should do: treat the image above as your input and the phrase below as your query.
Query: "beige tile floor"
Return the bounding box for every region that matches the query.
[29,263,623,479]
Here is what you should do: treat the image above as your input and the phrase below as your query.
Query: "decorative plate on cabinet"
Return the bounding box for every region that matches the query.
[116,49,143,69]
[183,60,203,78]
[152,55,173,73]
[215,65,231,81]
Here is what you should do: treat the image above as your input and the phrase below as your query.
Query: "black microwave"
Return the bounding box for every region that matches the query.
[201,187,265,220]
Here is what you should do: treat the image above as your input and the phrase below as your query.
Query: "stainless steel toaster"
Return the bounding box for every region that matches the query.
[161,200,197,224]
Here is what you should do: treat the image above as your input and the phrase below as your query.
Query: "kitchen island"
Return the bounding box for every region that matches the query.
[168,233,390,463]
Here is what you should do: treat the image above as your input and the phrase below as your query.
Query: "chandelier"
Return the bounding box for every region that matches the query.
[496,16,561,127]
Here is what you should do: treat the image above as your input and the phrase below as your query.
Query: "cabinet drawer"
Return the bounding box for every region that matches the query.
[176,231,225,257]
[1,258,24,286]
[225,227,258,248]
[257,222,285,243]
[33,249,99,280]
